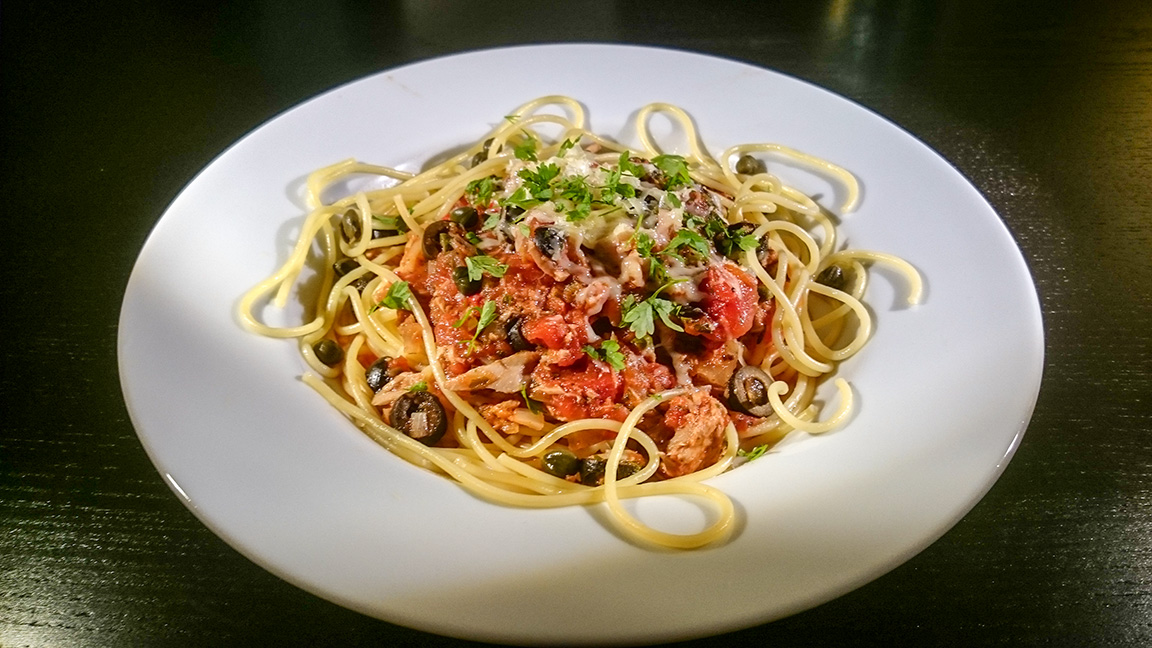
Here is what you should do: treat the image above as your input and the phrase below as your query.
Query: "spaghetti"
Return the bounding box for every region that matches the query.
[238,97,921,549]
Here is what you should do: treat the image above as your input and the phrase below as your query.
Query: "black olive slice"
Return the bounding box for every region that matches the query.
[365,357,391,392]
[506,317,534,351]
[450,206,479,228]
[333,258,359,277]
[390,391,447,446]
[534,226,566,258]
[727,365,774,417]
[421,220,460,259]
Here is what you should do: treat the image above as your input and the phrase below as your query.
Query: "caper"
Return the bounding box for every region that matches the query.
[534,226,566,258]
[727,365,773,417]
[816,264,847,291]
[390,390,447,446]
[340,209,362,244]
[450,206,479,228]
[470,151,486,168]
[735,154,767,175]
[506,317,534,351]
[542,449,580,478]
[421,220,459,259]
[333,258,359,277]
[452,265,482,295]
[616,461,640,479]
[579,457,606,486]
[365,357,391,392]
[312,339,344,367]
[577,457,641,485]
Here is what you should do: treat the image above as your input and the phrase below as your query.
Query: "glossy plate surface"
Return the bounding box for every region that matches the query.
[118,44,1043,644]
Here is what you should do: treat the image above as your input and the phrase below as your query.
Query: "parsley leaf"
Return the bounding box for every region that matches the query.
[663,228,712,263]
[620,281,688,340]
[558,138,577,156]
[453,305,478,328]
[514,136,538,162]
[618,151,646,178]
[582,339,627,372]
[518,163,561,195]
[408,381,428,393]
[738,444,770,461]
[619,294,654,339]
[465,255,508,281]
[599,339,626,371]
[481,211,502,231]
[370,280,412,313]
[665,191,682,208]
[555,176,593,221]
[466,176,497,206]
[520,384,542,414]
[468,299,498,351]
[372,214,410,233]
[653,154,692,189]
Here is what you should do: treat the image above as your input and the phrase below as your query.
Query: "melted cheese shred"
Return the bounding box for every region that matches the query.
[238,97,922,549]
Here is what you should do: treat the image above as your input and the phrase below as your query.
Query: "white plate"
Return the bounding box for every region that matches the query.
[118,44,1043,644]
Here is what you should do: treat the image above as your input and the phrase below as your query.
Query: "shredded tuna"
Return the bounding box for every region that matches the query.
[443,351,541,393]
[660,390,730,477]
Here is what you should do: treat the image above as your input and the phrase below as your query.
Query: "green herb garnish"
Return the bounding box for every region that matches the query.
[583,339,626,371]
[514,136,538,162]
[738,444,770,461]
[465,255,509,281]
[370,280,412,313]
[653,154,692,189]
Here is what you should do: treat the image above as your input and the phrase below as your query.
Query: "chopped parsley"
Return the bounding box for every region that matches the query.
[514,136,538,162]
[620,281,686,340]
[618,151,646,178]
[582,339,626,371]
[408,381,428,393]
[662,228,711,263]
[452,305,478,328]
[369,280,412,313]
[653,154,692,189]
[466,176,497,206]
[557,138,578,156]
[738,444,770,461]
[465,255,508,281]
[371,214,410,233]
[468,299,498,351]
[554,175,593,221]
[520,384,542,414]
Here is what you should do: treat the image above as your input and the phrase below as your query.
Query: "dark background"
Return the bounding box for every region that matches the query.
[3,0,1151,645]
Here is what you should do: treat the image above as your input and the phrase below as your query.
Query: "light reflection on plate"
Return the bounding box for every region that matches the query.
[118,44,1043,645]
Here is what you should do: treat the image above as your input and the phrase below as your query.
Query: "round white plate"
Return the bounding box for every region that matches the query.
[118,44,1043,644]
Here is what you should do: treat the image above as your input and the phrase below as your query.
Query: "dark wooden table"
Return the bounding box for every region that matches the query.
[4,1,1151,645]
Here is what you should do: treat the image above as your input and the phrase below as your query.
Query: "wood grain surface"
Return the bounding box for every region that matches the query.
[2,0,1150,645]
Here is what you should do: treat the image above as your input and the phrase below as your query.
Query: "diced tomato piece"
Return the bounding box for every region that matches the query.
[522,315,568,350]
[701,261,759,340]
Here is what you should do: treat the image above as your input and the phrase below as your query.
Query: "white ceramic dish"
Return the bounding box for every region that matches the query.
[118,44,1044,644]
